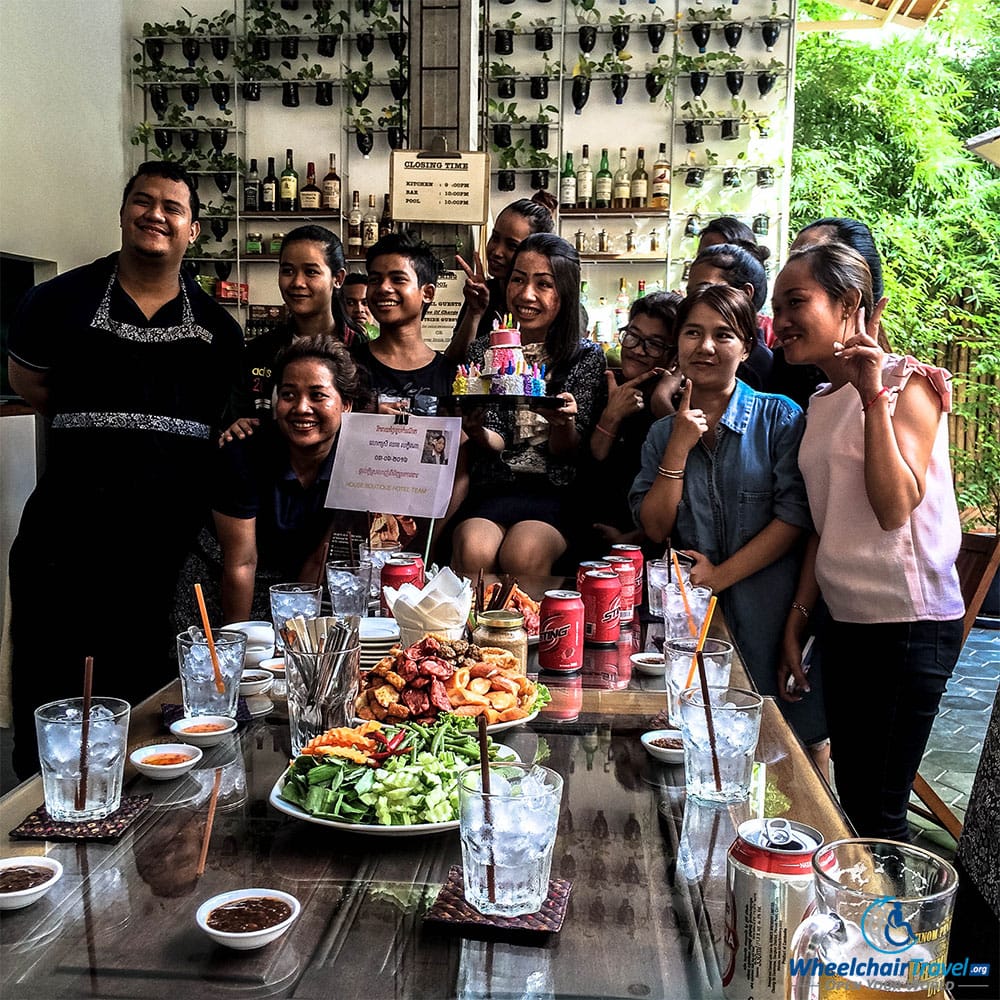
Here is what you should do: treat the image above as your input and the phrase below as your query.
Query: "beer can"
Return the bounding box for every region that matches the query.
[610,544,644,608]
[603,555,635,624]
[581,571,621,645]
[379,558,422,617]
[576,560,611,593]
[395,552,426,587]
[722,818,824,1000]
[538,590,584,672]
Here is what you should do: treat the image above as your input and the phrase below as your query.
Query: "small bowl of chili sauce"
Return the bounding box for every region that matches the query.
[130,743,204,780]
[169,715,239,748]
[0,856,63,911]
[641,729,685,764]
[196,888,301,950]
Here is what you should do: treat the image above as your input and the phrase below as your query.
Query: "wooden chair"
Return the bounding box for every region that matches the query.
[909,531,1000,840]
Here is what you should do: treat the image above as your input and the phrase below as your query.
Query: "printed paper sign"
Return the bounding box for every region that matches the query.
[326,412,462,519]
[390,150,490,225]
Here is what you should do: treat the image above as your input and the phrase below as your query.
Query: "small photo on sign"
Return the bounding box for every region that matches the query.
[420,430,450,466]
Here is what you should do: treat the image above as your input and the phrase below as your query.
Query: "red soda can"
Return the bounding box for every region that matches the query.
[576,560,611,593]
[538,590,584,672]
[610,544,644,608]
[379,558,422,616]
[581,570,621,645]
[603,555,635,624]
[395,551,425,587]
[722,818,824,1000]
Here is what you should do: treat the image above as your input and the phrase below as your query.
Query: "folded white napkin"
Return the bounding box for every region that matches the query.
[384,567,471,640]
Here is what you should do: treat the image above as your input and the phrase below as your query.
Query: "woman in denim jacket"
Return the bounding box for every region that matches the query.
[629,284,824,753]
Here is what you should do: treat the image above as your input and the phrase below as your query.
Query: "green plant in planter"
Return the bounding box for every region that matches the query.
[526,148,558,169]
[532,104,559,124]
[197,9,235,38]
[246,4,300,35]
[496,139,526,170]
[487,99,527,124]
[676,51,744,73]
[645,54,674,93]
[131,55,181,82]
[296,59,328,80]
[346,104,376,135]
[345,63,374,104]
[571,0,600,24]
[378,101,407,128]
[597,51,633,76]
[541,53,564,78]
[608,10,636,26]
[686,6,732,21]
[488,58,518,80]
[303,4,349,36]
[494,12,522,32]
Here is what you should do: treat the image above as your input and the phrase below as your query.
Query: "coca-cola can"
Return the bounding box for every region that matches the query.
[576,560,611,593]
[610,544,644,608]
[538,590,584,672]
[722,818,824,1000]
[395,551,425,587]
[380,558,422,616]
[581,570,621,645]
[603,555,635,624]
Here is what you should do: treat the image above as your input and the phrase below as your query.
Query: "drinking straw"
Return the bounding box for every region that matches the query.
[75,656,94,811]
[666,541,672,583]
[477,715,496,904]
[670,551,698,638]
[193,583,226,694]
[695,650,723,793]
[196,767,223,877]
[684,595,719,689]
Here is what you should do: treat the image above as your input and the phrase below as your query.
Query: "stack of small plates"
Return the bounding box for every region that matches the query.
[359,618,401,670]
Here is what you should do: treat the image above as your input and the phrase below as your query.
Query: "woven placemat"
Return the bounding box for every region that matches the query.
[425,865,571,936]
[9,795,152,842]
[161,700,251,729]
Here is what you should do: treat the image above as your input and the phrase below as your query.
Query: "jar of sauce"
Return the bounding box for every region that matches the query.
[246,232,264,255]
[473,610,528,675]
[269,232,286,255]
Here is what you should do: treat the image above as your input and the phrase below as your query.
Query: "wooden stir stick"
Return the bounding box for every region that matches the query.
[477,714,496,904]
[196,767,223,877]
[193,583,226,695]
[75,656,94,811]
[695,650,723,793]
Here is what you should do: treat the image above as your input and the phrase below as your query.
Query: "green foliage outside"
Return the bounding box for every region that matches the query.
[792,0,1000,530]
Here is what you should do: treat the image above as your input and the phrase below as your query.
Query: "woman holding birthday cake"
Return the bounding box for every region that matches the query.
[450,233,606,576]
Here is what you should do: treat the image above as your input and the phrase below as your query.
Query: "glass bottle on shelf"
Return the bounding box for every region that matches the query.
[347,190,363,256]
[595,147,613,209]
[279,148,298,212]
[299,161,321,211]
[612,147,630,209]
[576,144,593,210]
[322,153,341,217]
[261,156,278,213]
[243,158,261,212]
[362,193,379,249]
[650,142,670,211]
[560,151,577,210]
[380,193,393,237]
[636,279,646,299]
[630,147,648,209]
[580,280,589,310]
[614,277,629,327]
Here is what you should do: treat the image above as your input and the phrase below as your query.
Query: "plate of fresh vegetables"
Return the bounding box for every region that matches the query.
[269,716,517,836]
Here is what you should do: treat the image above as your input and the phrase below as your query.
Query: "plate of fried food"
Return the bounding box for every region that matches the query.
[355,634,548,733]
[480,582,541,641]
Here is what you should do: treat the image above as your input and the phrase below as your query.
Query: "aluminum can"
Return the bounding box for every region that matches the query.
[576,560,611,592]
[722,818,824,1000]
[603,555,635,624]
[538,590,584,672]
[379,557,422,617]
[610,544,644,608]
[395,552,425,587]
[581,571,621,645]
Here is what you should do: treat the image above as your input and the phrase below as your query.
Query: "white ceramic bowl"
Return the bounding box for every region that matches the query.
[641,729,685,764]
[196,888,300,950]
[259,657,285,676]
[631,652,666,676]
[169,715,238,748]
[239,669,274,697]
[223,620,274,650]
[0,856,64,911]
[130,743,203,781]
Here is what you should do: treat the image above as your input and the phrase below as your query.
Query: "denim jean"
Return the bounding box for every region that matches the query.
[820,616,964,840]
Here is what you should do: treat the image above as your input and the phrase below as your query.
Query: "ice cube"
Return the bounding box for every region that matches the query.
[89,704,115,723]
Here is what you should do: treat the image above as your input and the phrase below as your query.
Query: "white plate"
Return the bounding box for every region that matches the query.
[631,653,667,676]
[268,745,519,836]
[245,695,274,718]
[359,619,401,641]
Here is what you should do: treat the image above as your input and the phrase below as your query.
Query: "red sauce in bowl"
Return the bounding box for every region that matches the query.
[142,752,194,766]
[183,722,230,734]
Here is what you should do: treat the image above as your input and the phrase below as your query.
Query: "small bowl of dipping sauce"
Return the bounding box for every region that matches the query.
[630,653,666,676]
[196,888,300,950]
[0,856,64,911]
[130,743,203,781]
[169,715,238,748]
[239,669,273,698]
[641,729,685,764]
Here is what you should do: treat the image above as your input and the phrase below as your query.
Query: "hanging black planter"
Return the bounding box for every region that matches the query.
[315,81,334,105]
[210,217,230,241]
[684,120,705,144]
[529,123,549,149]
[149,84,170,115]
[610,73,629,105]
[211,36,229,61]
[757,71,776,96]
[691,24,711,53]
[534,27,553,51]
[242,80,262,101]
[356,30,375,57]
[387,126,405,149]
[182,37,200,67]
[210,128,228,153]
[752,213,770,236]
[723,168,741,189]
[356,130,374,157]
[317,34,339,57]
[761,21,781,51]
[756,167,774,187]
[494,29,514,55]
[497,76,516,99]
[180,83,200,110]
[723,23,743,51]
[153,128,173,151]
[685,168,705,188]
[611,25,630,52]
[211,83,230,110]
[215,261,233,280]
[351,78,370,103]
[252,37,270,60]
[493,123,512,148]
[145,38,165,65]
[530,76,548,100]
[685,214,702,236]
[644,73,664,102]
[282,81,300,107]
[530,169,550,189]
[725,71,744,96]
[721,118,740,140]
[690,71,709,96]
[389,74,408,99]
[388,31,407,58]
[647,23,666,52]
[179,128,200,151]
[571,76,591,114]
[578,25,597,52]
[498,170,516,192]
[281,35,300,59]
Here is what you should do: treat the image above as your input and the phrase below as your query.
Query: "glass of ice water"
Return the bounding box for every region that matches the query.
[458,763,563,917]
[645,559,670,617]
[679,686,763,803]
[177,628,246,717]
[662,582,712,640]
[269,583,322,650]
[34,697,131,821]
[663,637,733,727]
[358,541,402,600]
[325,560,373,616]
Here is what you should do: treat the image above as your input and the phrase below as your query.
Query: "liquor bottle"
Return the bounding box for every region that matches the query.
[576,143,593,210]
[362,193,379,249]
[614,277,630,329]
[650,142,670,211]
[636,279,647,299]
[630,147,648,209]
[595,147,613,209]
[261,156,278,212]
[379,193,393,237]
[279,148,298,211]
[612,147,630,209]
[559,151,577,210]
[322,153,341,217]
[347,190,363,256]
[243,158,261,212]
[299,161,321,211]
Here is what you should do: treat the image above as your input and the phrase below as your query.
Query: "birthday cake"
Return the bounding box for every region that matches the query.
[452,316,547,397]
